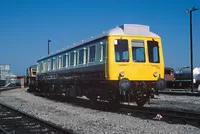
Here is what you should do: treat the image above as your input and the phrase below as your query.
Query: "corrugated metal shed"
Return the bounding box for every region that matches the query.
[0,64,10,80]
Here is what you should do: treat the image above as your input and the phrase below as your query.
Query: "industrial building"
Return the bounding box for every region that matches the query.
[0,64,16,86]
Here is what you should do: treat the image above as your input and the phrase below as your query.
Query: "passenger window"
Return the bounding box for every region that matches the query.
[45,61,48,71]
[74,51,77,66]
[84,48,88,64]
[147,41,160,63]
[100,42,106,61]
[58,56,62,69]
[62,55,66,67]
[79,49,84,64]
[70,52,74,66]
[40,62,43,73]
[89,45,95,62]
[57,57,59,69]
[43,62,45,72]
[114,39,129,62]
[55,57,58,69]
[46,61,48,71]
[66,54,69,67]
[48,60,51,71]
[53,58,56,70]
[86,49,88,63]
[132,40,145,62]
[51,59,53,70]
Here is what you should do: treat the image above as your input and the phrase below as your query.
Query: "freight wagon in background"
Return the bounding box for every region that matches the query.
[164,66,200,89]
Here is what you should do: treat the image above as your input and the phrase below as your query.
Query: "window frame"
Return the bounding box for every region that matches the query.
[147,41,160,63]
[62,54,66,68]
[74,51,77,66]
[48,59,51,71]
[53,57,56,70]
[70,51,74,66]
[131,40,146,63]
[58,55,62,69]
[66,53,69,67]
[114,39,129,63]
[79,49,84,65]
[88,45,96,63]
[100,41,106,62]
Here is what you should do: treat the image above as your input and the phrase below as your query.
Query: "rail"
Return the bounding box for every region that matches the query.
[121,104,200,127]
[0,87,20,92]
[0,102,75,134]
[30,91,200,128]
[158,91,200,96]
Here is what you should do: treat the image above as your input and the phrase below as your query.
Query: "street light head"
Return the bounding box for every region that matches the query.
[192,7,199,11]
[48,39,51,42]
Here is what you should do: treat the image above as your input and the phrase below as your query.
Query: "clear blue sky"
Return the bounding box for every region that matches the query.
[0,0,199,75]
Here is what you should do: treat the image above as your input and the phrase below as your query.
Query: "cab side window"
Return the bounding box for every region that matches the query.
[147,41,160,63]
[114,39,129,62]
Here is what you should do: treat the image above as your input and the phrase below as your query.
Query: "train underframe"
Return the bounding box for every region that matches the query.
[29,78,158,108]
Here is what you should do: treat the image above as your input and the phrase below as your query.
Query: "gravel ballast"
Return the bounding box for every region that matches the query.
[0,88,200,134]
[148,94,200,112]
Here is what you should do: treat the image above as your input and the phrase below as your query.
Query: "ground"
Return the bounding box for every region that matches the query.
[0,88,199,134]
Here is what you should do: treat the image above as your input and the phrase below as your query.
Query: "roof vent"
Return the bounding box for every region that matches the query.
[120,24,150,35]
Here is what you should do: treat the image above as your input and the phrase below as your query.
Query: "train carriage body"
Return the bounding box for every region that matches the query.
[35,24,165,107]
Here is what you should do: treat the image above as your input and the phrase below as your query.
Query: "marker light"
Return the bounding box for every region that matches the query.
[153,72,158,77]
[120,71,125,77]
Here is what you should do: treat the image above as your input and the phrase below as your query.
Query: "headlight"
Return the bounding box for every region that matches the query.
[120,71,125,77]
[119,78,131,92]
[153,72,158,77]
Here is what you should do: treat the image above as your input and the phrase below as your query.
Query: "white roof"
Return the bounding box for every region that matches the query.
[107,24,159,37]
[39,24,160,61]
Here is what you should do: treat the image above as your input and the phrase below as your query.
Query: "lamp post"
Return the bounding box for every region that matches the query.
[186,7,199,92]
[48,39,51,55]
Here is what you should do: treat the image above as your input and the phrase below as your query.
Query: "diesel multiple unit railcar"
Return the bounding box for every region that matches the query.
[33,24,165,107]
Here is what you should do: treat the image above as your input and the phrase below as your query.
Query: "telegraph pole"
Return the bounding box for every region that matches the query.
[186,7,199,92]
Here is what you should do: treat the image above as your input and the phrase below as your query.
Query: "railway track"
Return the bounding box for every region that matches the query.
[121,104,200,127]
[158,88,200,96]
[31,92,200,128]
[0,102,74,134]
[158,91,200,96]
[27,91,200,129]
[0,87,19,92]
